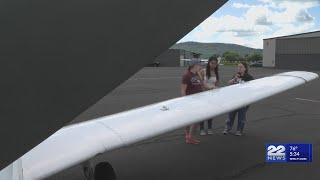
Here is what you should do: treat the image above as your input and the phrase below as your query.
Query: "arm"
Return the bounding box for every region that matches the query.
[181,74,188,96]
[198,70,213,90]
[215,80,219,87]
[199,69,205,81]
[181,84,187,96]
[228,78,236,85]
[228,74,239,85]
[202,81,213,90]
[196,71,207,90]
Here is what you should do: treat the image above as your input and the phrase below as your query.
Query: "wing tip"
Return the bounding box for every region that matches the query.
[275,71,318,82]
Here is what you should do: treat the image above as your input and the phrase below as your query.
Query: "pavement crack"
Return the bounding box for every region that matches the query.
[214,162,267,180]
[250,113,297,123]
[269,105,298,114]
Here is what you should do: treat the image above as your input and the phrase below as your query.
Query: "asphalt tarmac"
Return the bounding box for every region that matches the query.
[47,66,320,180]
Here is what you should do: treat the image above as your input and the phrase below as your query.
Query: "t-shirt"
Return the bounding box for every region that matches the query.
[232,73,254,84]
[182,71,203,95]
[204,75,217,89]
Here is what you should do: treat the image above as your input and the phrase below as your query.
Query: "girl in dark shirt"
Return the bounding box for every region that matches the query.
[222,62,254,136]
[181,59,203,144]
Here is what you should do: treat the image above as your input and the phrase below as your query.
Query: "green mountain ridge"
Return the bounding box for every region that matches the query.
[171,41,262,59]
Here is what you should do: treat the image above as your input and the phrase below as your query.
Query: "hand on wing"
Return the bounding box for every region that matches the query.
[234,73,240,80]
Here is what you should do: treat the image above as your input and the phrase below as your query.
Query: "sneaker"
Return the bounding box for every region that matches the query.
[235,130,242,136]
[186,137,199,144]
[222,129,229,134]
[207,129,213,135]
[200,130,206,136]
[191,138,200,143]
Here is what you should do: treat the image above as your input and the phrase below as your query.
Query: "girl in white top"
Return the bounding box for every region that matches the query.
[198,56,219,135]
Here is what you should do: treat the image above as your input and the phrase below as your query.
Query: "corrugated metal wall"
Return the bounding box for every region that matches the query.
[154,49,180,67]
[276,37,320,54]
[182,50,195,59]
[154,49,201,67]
[275,54,320,70]
[275,37,320,70]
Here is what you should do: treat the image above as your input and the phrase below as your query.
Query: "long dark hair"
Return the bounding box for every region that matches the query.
[239,61,248,74]
[206,56,219,81]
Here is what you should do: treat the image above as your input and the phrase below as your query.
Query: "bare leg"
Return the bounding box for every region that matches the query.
[185,126,190,139]
[190,124,200,143]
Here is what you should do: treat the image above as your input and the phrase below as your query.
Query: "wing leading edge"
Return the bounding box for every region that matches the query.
[1,71,318,180]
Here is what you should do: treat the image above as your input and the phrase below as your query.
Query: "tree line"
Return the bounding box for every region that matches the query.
[220,51,262,62]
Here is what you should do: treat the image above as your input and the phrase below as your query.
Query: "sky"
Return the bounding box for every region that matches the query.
[177,0,320,49]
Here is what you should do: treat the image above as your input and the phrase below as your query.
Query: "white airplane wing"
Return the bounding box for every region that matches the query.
[0,71,318,180]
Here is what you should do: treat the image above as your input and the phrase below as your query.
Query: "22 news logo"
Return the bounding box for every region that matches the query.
[266,144,286,162]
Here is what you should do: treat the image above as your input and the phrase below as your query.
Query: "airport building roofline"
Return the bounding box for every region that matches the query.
[263,30,320,40]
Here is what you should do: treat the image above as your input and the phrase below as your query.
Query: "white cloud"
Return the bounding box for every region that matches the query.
[233,2,254,9]
[234,1,318,24]
[296,9,314,22]
[195,14,272,36]
[245,5,273,25]
[259,0,320,3]
[273,2,317,23]
[269,22,316,38]
[256,16,273,25]
[179,0,319,49]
